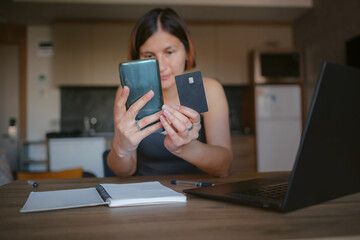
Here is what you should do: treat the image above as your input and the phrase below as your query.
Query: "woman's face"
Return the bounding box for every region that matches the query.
[139,29,187,90]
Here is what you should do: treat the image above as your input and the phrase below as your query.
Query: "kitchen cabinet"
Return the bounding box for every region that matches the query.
[53,24,93,85]
[54,23,131,86]
[53,22,293,86]
[92,24,132,85]
[189,25,217,79]
[215,24,293,85]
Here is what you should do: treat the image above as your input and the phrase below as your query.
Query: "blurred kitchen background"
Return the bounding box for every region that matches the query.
[0,0,359,180]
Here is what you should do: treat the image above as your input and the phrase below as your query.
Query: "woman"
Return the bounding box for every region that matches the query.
[108,8,233,177]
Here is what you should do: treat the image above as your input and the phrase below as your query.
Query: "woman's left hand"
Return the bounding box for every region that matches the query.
[160,104,201,153]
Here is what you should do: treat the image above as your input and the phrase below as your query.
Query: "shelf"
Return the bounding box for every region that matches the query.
[19,140,49,172]
[22,160,47,164]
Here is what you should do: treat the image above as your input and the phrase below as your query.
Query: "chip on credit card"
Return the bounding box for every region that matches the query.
[175,71,208,113]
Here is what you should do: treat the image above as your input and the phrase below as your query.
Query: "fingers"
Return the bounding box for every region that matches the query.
[114,86,156,124]
[160,108,200,153]
[137,120,163,137]
[135,111,163,130]
[162,105,192,134]
[127,90,155,119]
[112,87,163,159]
[162,105,201,127]
[161,104,201,140]
[175,105,201,124]
[113,118,163,159]
[125,89,162,132]
[114,86,129,123]
[119,109,162,137]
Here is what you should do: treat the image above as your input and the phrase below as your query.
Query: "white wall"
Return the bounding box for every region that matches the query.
[27,26,60,141]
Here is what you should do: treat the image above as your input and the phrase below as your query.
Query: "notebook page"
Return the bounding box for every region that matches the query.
[20,187,106,213]
[100,181,187,207]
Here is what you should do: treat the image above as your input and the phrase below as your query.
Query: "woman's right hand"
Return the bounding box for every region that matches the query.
[112,86,163,158]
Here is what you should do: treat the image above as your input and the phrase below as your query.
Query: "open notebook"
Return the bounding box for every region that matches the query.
[20,181,186,213]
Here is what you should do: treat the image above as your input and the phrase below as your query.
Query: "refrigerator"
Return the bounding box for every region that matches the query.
[255,84,302,172]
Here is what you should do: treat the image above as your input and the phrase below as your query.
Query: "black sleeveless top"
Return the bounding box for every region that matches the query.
[135,120,206,176]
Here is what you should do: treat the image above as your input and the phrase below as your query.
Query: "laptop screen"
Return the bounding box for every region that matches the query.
[284,62,360,211]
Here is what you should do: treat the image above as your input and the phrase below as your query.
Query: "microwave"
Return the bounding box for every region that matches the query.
[252,48,303,84]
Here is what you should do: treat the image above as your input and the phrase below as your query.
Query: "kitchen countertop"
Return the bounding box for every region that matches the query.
[46,131,114,139]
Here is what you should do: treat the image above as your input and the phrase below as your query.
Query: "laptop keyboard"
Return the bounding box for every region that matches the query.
[229,182,288,200]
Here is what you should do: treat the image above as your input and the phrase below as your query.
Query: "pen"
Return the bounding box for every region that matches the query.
[28,180,38,188]
[171,180,214,187]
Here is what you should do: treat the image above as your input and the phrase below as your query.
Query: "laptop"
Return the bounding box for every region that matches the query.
[184,62,360,212]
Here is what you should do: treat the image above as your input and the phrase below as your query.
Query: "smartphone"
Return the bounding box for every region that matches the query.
[119,59,163,121]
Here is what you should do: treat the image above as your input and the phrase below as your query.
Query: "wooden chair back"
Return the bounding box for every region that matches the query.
[17,168,83,179]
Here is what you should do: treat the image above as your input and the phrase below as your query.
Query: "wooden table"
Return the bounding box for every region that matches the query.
[1,171,359,240]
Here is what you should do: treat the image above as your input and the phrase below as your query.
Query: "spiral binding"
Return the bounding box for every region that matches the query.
[96,184,111,202]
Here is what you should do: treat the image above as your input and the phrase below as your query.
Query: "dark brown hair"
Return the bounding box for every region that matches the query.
[128,8,196,70]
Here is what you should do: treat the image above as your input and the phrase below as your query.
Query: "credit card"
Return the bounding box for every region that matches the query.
[175,71,208,113]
